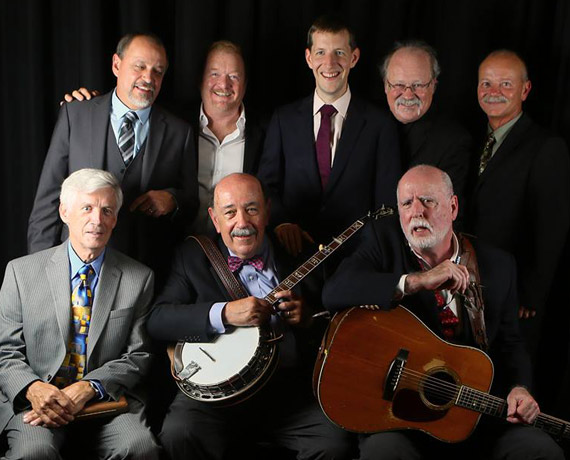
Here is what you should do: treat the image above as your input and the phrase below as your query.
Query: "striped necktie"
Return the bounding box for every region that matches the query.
[118,111,138,166]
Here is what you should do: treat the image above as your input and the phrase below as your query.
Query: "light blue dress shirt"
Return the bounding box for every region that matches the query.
[110,90,152,159]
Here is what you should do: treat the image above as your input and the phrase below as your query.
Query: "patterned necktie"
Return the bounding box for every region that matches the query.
[478,132,496,175]
[54,264,94,387]
[316,104,337,189]
[118,111,138,166]
[228,255,264,272]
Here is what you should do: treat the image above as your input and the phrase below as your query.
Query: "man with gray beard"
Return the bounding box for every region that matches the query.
[467,50,570,413]
[323,165,563,459]
[381,41,472,210]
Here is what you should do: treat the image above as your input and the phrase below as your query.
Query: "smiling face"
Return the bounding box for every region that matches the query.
[59,187,118,262]
[385,48,436,124]
[208,174,269,259]
[112,36,167,110]
[397,166,457,262]
[201,49,246,117]
[305,30,360,103]
[478,52,531,130]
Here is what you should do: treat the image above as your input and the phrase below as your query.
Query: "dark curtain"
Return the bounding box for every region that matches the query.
[2,0,570,278]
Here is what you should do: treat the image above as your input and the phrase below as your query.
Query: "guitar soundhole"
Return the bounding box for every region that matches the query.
[421,370,457,409]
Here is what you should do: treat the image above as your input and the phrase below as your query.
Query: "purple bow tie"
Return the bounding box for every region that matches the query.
[227,255,264,272]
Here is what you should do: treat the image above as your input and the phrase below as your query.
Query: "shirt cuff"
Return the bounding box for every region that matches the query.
[395,274,408,300]
[87,379,107,401]
[209,302,228,334]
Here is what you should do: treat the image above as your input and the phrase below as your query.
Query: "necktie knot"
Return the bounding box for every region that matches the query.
[123,111,138,125]
[320,104,337,119]
[78,264,94,279]
[228,255,264,272]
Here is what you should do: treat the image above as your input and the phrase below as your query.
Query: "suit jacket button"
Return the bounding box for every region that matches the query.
[47,374,52,380]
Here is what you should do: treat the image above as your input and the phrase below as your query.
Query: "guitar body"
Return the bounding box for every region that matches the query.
[314,306,494,442]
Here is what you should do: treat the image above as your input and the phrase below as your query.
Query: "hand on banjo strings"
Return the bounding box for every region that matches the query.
[274,290,308,326]
[223,296,272,327]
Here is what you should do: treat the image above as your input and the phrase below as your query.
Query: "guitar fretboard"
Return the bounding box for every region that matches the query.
[264,220,365,305]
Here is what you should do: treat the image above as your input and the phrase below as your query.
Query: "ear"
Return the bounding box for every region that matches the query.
[59,202,69,225]
[112,54,121,78]
[305,48,313,69]
[450,195,459,221]
[350,47,360,68]
[521,79,532,102]
[208,207,221,234]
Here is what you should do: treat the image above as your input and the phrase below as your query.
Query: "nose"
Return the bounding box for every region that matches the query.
[410,198,425,216]
[90,208,103,224]
[235,209,249,227]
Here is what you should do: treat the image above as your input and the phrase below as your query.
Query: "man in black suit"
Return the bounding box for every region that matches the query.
[468,50,570,397]
[323,165,563,459]
[147,173,353,460]
[258,15,400,257]
[381,41,472,206]
[27,33,199,289]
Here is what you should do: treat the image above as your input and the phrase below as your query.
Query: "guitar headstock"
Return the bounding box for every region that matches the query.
[368,205,395,220]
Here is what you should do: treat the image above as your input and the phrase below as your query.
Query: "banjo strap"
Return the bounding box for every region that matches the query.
[189,235,248,300]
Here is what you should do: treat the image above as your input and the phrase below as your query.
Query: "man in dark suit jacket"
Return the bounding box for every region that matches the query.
[257,15,400,257]
[323,165,563,460]
[0,169,159,458]
[27,33,199,289]
[468,51,570,390]
[380,41,472,208]
[147,173,353,460]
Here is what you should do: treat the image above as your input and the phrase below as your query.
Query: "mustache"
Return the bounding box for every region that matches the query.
[231,227,257,237]
[396,96,421,107]
[408,218,433,233]
[482,95,508,104]
[134,82,155,93]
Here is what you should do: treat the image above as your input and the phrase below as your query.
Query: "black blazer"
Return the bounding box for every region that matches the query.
[322,215,532,396]
[400,112,473,204]
[467,113,570,311]
[257,94,401,245]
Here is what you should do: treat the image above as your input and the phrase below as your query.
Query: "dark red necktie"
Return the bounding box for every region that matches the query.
[227,255,264,272]
[316,104,337,189]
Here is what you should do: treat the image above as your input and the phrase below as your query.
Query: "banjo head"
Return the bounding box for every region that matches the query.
[174,325,278,405]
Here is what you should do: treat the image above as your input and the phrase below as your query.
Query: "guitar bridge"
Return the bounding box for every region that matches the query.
[383,349,409,401]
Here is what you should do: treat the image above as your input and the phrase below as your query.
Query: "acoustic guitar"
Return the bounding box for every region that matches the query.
[313,305,570,443]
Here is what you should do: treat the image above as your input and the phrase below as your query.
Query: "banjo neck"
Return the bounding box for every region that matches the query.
[264,205,394,306]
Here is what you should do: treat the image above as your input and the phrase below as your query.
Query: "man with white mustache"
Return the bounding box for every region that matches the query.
[323,165,564,460]
[258,15,400,258]
[381,41,472,212]
[27,33,199,290]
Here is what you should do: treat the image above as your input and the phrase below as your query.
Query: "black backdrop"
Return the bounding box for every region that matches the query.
[3,0,570,279]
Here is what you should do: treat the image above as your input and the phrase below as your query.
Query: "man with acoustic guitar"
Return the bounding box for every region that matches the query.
[147,173,353,459]
[322,165,563,459]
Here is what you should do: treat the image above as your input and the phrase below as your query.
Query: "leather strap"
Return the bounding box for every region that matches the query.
[458,234,489,351]
[189,235,248,300]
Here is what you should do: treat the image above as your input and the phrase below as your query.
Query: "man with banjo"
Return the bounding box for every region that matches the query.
[322,165,563,459]
[147,173,353,459]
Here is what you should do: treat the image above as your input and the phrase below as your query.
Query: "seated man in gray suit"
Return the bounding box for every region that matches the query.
[0,169,159,459]
[27,32,198,289]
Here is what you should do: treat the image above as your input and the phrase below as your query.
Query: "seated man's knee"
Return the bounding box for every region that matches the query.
[7,441,60,460]
[114,429,160,460]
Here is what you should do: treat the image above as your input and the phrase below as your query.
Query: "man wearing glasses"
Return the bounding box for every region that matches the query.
[381,41,472,211]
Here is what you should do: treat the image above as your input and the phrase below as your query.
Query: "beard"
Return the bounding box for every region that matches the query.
[403,217,446,250]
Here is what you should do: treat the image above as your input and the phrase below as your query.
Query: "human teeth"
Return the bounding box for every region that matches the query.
[322,72,339,78]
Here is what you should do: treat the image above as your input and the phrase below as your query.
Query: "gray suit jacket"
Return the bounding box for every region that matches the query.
[27,91,199,259]
[0,242,154,433]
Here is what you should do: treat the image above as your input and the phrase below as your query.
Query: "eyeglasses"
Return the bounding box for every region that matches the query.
[386,79,433,95]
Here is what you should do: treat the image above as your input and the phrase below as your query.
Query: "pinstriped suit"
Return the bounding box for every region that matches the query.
[0,242,159,458]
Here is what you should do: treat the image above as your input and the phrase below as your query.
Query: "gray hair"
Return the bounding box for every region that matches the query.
[60,169,123,213]
[397,164,454,201]
[380,40,441,81]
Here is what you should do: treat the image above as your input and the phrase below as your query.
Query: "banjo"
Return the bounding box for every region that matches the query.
[171,205,394,405]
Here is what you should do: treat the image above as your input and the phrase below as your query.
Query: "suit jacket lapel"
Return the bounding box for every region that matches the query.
[88,249,121,358]
[243,119,263,174]
[297,96,323,192]
[46,243,73,345]
[327,97,366,194]
[90,92,113,169]
[141,107,166,191]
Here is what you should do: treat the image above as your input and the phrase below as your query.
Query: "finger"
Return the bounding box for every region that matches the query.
[129,193,150,212]
[71,89,86,101]
[78,87,93,100]
[63,94,73,103]
[518,306,524,319]
[301,230,314,244]
[281,229,297,256]
[292,228,302,255]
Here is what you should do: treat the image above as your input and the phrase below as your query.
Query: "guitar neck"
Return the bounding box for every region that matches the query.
[457,386,570,440]
[264,218,366,305]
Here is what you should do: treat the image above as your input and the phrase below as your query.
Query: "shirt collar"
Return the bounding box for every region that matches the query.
[111,89,152,124]
[312,86,351,119]
[68,240,105,279]
[199,103,246,134]
[488,111,522,143]
[410,232,460,269]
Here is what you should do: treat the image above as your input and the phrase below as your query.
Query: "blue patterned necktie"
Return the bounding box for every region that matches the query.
[118,111,138,166]
[54,264,94,387]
